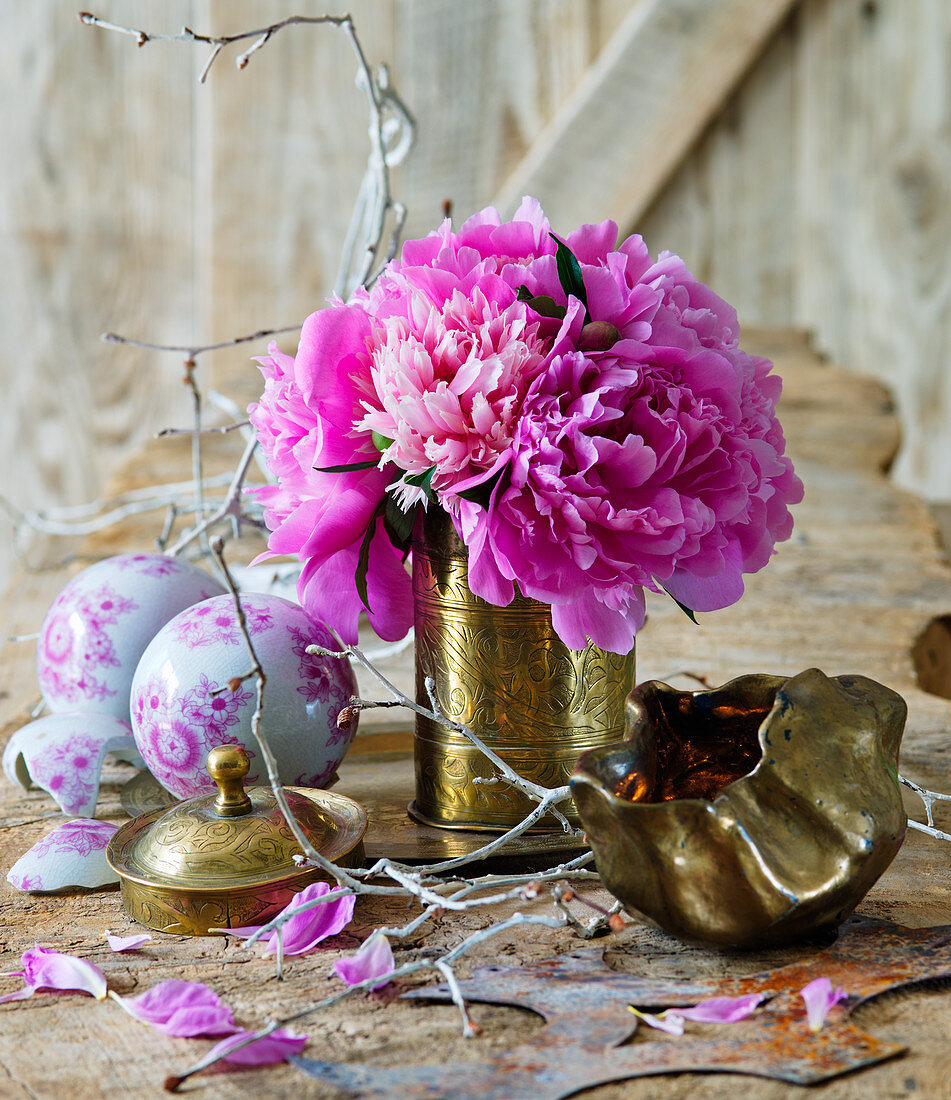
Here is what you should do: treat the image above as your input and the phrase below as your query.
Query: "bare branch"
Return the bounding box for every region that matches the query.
[164,436,262,557]
[100,325,300,361]
[156,420,249,439]
[78,12,352,84]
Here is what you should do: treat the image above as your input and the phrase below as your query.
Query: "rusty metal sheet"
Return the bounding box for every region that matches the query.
[292,917,951,1098]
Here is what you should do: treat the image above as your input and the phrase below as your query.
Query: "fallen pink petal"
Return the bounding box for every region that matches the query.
[676,992,766,1023]
[114,979,237,1037]
[627,1006,685,1036]
[105,932,152,953]
[333,932,395,989]
[801,977,848,1032]
[0,945,107,1004]
[205,1027,309,1066]
[223,881,356,956]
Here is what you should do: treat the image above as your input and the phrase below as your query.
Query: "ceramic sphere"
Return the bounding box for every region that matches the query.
[37,554,226,722]
[130,593,357,798]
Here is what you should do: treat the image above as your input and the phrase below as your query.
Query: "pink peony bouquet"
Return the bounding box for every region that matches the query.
[248,198,802,655]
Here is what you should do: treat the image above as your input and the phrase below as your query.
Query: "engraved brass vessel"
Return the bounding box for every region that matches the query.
[412,507,635,831]
[571,669,907,948]
[107,745,367,935]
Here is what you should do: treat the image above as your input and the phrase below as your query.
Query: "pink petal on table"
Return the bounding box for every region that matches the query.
[114,979,237,1037]
[105,933,152,953]
[224,881,356,956]
[205,1027,308,1066]
[628,1006,685,1036]
[801,977,848,1032]
[6,819,119,892]
[0,946,108,1003]
[333,933,395,989]
[676,992,766,1023]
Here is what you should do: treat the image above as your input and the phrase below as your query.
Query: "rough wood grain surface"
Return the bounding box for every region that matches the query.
[491,0,798,232]
[2,330,951,1098]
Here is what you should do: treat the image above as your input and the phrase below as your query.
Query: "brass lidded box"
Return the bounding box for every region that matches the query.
[107,745,367,935]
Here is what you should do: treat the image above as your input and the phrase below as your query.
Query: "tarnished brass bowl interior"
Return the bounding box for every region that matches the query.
[108,745,367,935]
[571,669,907,949]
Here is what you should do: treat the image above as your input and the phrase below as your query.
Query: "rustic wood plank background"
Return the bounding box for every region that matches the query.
[4,0,951,596]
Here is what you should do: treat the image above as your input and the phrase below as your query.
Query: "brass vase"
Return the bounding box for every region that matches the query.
[411,507,634,831]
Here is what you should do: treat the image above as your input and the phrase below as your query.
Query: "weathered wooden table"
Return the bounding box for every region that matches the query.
[2,330,950,1099]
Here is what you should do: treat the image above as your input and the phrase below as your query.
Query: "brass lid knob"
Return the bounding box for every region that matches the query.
[207,744,253,817]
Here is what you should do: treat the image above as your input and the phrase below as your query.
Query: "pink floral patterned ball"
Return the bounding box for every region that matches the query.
[37,554,226,722]
[129,593,357,798]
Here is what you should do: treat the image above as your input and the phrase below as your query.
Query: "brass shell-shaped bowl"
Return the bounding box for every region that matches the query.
[571,669,907,948]
[107,746,367,935]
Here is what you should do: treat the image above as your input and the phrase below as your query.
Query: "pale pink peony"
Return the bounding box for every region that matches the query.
[356,283,548,500]
[249,200,801,652]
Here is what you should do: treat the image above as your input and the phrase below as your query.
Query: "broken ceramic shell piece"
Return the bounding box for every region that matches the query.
[3,713,143,818]
[6,819,119,892]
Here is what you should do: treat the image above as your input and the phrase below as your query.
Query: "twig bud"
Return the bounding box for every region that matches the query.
[608,913,626,933]
[337,705,356,729]
[227,676,243,693]
[163,1076,183,1093]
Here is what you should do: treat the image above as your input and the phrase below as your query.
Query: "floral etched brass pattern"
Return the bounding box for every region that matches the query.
[119,876,316,935]
[108,780,367,935]
[412,509,634,830]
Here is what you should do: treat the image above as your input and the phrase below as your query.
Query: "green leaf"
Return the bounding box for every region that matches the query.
[354,510,380,616]
[403,466,437,503]
[384,495,418,547]
[664,589,699,625]
[372,431,394,454]
[551,234,590,324]
[314,459,379,474]
[457,467,506,509]
[516,284,567,320]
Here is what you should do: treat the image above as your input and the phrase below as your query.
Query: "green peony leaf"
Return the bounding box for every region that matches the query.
[372,431,394,454]
[354,511,380,615]
[384,495,418,547]
[456,467,506,509]
[403,467,437,503]
[314,459,379,474]
[551,235,591,324]
[664,589,699,625]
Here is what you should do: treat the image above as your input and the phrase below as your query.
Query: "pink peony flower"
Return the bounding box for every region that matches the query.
[356,284,548,500]
[249,199,801,652]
